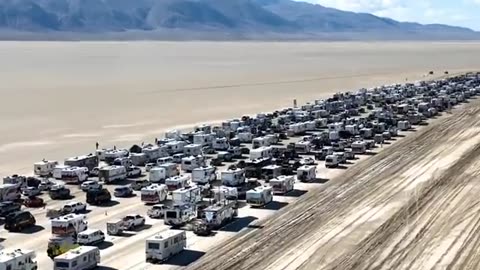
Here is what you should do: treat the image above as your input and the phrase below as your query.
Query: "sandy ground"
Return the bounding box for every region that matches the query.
[1,41,480,175]
[1,42,480,270]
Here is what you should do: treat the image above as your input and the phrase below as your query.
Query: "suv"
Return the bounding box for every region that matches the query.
[114,186,133,197]
[131,179,151,191]
[147,204,165,219]
[4,211,36,232]
[86,188,111,205]
[81,181,102,192]
[0,201,22,217]
[49,185,71,200]
[62,201,87,213]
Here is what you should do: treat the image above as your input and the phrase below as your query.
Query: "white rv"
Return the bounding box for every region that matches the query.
[246,186,273,207]
[53,165,70,179]
[51,214,88,236]
[249,146,273,160]
[146,230,186,263]
[60,167,88,184]
[212,186,238,202]
[192,166,217,184]
[193,133,214,147]
[0,249,37,270]
[130,153,147,166]
[158,163,180,179]
[165,141,186,155]
[34,160,58,176]
[164,204,197,227]
[172,186,202,205]
[53,246,100,270]
[142,145,168,162]
[64,154,97,171]
[98,166,127,184]
[221,168,246,187]
[296,165,316,182]
[194,124,212,134]
[149,167,167,183]
[141,184,168,204]
[0,184,21,202]
[213,137,229,151]
[294,141,312,154]
[103,149,129,164]
[157,156,173,166]
[252,137,269,149]
[165,175,190,191]
[184,144,203,156]
[181,156,205,172]
[201,201,237,229]
[351,141,367,154]
[238,132,253,143]
[269,175,295,195]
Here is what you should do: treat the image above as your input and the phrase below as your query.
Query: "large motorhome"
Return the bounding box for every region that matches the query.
[146,230,186,263]
[53,246,100,270]
[172,185,202,205]
[60,167,88,184]
[246,186,273,207]
[141,184,168,204]
[0,249,37,270]
[165,141,187,155]
[184,144,203,156]
[181,156,205,172]
[142,145,168,162]
[64,154,97,172]
[269,175,295,195]
[98,166,127,184]
[249,146,273,160]
[165,175,190,192]
[103,149,129,165]
[34,160,58,177]
[192,166,217,185]
[164,204,197,227]
[200,201,237,229]
[221,168,245,187]
[48,214,88,258]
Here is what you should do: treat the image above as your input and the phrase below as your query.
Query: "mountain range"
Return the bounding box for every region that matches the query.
[0,0,477,40]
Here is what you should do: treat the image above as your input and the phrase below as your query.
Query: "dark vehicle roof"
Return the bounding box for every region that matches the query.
[0,201,16,206]
[6,210,31,219]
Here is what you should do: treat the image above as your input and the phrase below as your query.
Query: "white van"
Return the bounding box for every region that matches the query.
[77,229,105,246]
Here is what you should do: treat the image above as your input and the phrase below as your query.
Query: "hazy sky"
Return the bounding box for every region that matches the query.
[300,0,480,30]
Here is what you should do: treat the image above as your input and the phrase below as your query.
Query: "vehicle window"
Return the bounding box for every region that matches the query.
[6,264,11,270]
[164,241,169,248]
[148,243,159,249]
[83,256,87,262]
[72,260,77,267]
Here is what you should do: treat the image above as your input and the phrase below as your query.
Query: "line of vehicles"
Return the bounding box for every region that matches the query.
[2,73,480,269]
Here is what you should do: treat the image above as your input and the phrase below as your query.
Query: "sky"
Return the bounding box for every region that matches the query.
[299,0,480,30]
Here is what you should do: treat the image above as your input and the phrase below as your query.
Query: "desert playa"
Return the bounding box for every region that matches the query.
[1,41,480,175]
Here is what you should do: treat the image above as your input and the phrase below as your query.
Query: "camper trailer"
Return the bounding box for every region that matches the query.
[184,144,203,156]
[193,133,214,147]
[142,145,168,162]
[146,230,186,263]
[157,156,173,166]
[246,186,273,207]
[213,137,229,151]
[249,146,273,160]
[200,201,237,229]
[53,246,100,270]
[221,168,246,187]
[212,186,239,202]
[165,175,190,191]
[261,165,282,180]
[181,156,206,172]
[238,132,253,143]
[60,167,88,184]
[64,154,97,171]
[252,137,269,149]
[149,167,166,183]
[164,204,197,227]
[165,141,186,155]
[34,160,58,177]
[130,153,147,166]
[269,175,295,194]
[98,166,127,184]
[141,184,168,204]
[172,185,202,205]
[296,165,316,182]
[53,165,70,180]
[50,214,88,236]
[351,141,367,154]
[294,141,312,154]
[192,166,217,184]
[0,249,37,270]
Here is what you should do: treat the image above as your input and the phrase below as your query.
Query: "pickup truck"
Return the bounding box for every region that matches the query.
[22,187,40,197]
[147,204,165,219]
[49,185,71,200]
[122,214,145,230]
[127,166,142,178]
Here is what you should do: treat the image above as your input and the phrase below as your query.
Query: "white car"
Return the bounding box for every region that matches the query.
[62,201,87,213]
[22,187,40,197]
[81,180,102,192]
[122,214,146,230]
[127,166,142,178]
[147,204,166,219]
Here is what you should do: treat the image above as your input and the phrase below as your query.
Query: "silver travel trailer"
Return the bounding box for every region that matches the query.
[237,132,254,143]
[193,133,214,147]
[158,163,180,179]
[53,246,100,270]
[181,156,206,172]
[0,249,37,270]
[297,165,316,182]
[249,146,273,160]
[34,160,58,177]
[64,154,97,172]
[192,166,217,184]
[149,167,167,183]
[98,166,127,184]
[221,168,246,187]
[146,230,186,263]
[143,145,168,163]
[165,141,187,155]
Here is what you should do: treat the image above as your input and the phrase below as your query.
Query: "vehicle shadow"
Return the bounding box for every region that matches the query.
[220,216,258,232]
[96,267,119,270]
[260,201,288,211]
[304,178,329,184]
[18,225,45,234]
[283,189,308,197]
[94,201,120,208]
[166,249,206,266]
[97,241,113,250]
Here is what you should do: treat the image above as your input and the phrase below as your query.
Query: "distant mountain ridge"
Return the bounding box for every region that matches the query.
[0,0,477,40]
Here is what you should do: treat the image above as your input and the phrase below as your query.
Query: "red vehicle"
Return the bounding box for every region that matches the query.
[23,196,45,208]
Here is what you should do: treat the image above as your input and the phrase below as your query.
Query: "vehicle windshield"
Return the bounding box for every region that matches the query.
[55,262,69,267]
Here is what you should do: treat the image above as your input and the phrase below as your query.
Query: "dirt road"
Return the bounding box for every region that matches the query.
[187,99,480,270]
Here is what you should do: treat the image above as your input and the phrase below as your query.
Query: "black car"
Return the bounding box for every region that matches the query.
[49,186,71,200]
[4,210,36,232]
[86,188,111,205]
[0,201,22,217]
